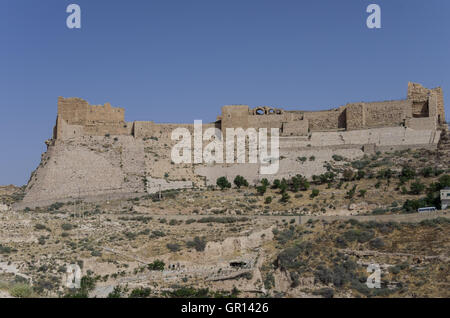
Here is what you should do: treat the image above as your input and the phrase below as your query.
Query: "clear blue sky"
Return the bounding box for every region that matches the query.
[1,0,449,186]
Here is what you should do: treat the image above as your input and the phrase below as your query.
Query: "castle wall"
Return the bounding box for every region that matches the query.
[407,82,445,125]
[303,108,346,131]
[133,122,218,139]
[405,117,436,130]
[221,105,249,131]
[364,100,411,128]
[345,103,365,130]
[434,87,446,125]
[281,120,309,136]
[248,114,285,129]
[82,122,132,136]
[57,97,89,125]
[54,82,445,143]
[56,97,129,140]
[55,117,84,140]
[85,103,125,123]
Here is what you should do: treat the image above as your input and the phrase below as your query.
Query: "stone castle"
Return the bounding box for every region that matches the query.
[19,83,446,208]
[54,82,446,141]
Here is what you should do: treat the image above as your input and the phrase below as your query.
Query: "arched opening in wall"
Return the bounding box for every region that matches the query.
[438,115,441,124]
[255,108,265,115]
[412,101,429,118]
[268,108,275,115]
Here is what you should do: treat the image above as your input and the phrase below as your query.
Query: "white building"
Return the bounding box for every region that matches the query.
[441,187,450,210]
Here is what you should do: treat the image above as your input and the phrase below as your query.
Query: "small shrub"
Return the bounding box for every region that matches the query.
[150,230,165,238]
[233,175,249,188]
[410,180,425,195]
[256,185,267,196]
[313,288,334,298]
[148,260,165,271]
[61,223,73,231]
[369,238,385,249]
[129,287,151,298]
[332,154,344,161]
[264,273,275,289]
[107,285,127,298]
[343,169,354,181]
[216,177,231,190]
[280,192,290,203]
[186,237,207,252]
[166,243,181,252]
[310,189,320,198]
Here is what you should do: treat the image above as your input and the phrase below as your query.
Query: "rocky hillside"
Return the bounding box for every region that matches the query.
[261,217,449,298]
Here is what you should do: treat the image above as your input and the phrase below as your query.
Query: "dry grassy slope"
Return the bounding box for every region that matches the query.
[0,185,24,205]
[262,218,450,298]
[0,194,279,297]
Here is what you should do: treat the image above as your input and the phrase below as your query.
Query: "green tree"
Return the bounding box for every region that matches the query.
[233,175,248,188]
[401,166,416,180]
[410,180,426,195]
[291,174,310,191]
[280,192,290,203]
[80,276,96,293]
[378,168,393,180]
[439,174,450,188]
[346,185,357,199]
[310,189,320,198]
[256,185,267,196]
[129,287,151,298]
[279,179,288,193]
[356,170,366,180]
[216,177,231,190]
[107,285,128,298]
[420,167,434,178]
[272,179,281,189]
[261,178,270,187]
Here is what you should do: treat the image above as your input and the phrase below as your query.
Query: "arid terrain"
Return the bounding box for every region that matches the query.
[0,130,449,298]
